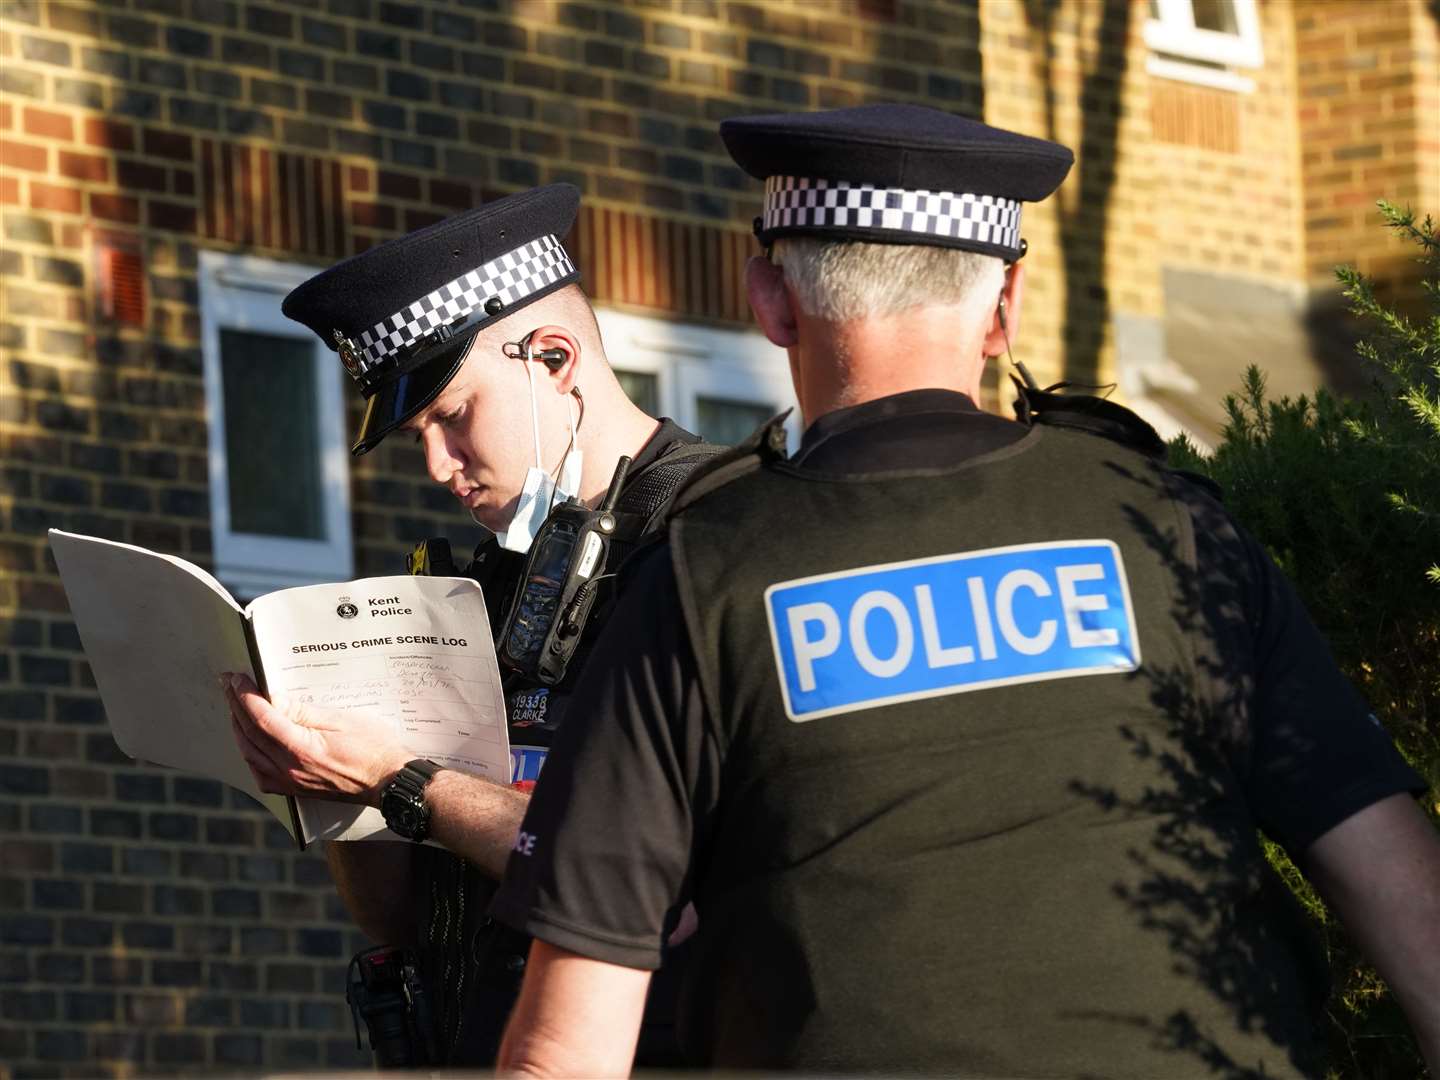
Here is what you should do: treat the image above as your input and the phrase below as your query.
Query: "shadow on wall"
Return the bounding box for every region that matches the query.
[1304,251,1432,404]
[1020,0,1132,388]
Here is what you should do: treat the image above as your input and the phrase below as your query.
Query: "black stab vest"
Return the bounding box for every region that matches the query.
[667,419,1323,1076]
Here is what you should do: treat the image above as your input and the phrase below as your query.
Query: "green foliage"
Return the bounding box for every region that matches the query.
[1168,202,1440,1078]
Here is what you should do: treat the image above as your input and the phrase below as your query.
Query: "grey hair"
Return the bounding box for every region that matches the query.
[771,237,1005,324]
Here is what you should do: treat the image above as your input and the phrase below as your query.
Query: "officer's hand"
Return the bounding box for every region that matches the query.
[221,672,410,807]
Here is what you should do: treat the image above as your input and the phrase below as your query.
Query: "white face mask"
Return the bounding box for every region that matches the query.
[488,360,583,553]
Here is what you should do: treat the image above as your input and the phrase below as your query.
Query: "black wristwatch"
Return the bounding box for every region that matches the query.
[379,759,442,842]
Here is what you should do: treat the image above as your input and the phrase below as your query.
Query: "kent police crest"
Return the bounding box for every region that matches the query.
[336,601,359,620]
[331,329,361,376]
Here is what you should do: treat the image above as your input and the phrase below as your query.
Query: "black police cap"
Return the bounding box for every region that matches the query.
[720,104,1073,260]
[283,183,581,455]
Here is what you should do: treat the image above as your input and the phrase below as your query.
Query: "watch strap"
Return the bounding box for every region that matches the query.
[390,758,441,798]
[381,759,442,841]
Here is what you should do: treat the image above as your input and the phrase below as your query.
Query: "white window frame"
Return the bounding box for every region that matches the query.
[1146,0,1263,91]
[199,251,353,598]
[595,308,801,450]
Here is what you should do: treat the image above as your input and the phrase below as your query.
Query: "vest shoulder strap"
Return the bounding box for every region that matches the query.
[1010,376,1168,460]
[1009,377,1228,501]
[666,411,792,522]
[609,438,731,543]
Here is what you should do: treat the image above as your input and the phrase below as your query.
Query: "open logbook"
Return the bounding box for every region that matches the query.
[49,529,510,850]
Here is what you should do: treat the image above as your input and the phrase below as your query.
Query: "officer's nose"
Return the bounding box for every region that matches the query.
[419,427,463,485]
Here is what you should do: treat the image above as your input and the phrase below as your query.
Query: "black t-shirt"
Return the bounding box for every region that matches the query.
[491,391,1424,1049]
[410,417,703,1067]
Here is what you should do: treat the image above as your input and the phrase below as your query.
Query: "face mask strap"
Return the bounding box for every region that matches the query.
[502,330,548,469]
[546,389,583,516]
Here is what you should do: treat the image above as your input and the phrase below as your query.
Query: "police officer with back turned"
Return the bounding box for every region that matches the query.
[225,183,714,1066]
[487,106,1440,1076]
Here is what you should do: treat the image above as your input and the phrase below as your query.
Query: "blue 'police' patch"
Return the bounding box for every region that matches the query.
[509,744,548,788]
[764,539,1141,722]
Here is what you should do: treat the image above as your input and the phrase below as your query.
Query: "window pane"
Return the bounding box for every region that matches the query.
[1190,0,1239,34]
[220,329,325,540]
[613,369,658,416]
[696,396,775,445]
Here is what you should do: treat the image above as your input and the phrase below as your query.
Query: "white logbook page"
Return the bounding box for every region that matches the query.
[248,575,510,843]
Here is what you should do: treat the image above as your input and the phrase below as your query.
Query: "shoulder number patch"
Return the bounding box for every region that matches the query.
[764,539,1141,722]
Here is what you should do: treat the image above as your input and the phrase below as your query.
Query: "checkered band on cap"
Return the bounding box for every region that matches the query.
[350,233,575,379]
[763,176,1022,253]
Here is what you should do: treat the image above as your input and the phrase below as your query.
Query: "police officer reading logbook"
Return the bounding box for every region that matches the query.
[225,183,718,1067]
[483,106,1440,1075]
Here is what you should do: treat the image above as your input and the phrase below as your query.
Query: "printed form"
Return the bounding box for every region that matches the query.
[247,575,510,843]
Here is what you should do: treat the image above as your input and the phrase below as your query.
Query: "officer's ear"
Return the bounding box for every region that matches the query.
[525,325,582,394]
[983,261,1025,359]
[746,256,798,349]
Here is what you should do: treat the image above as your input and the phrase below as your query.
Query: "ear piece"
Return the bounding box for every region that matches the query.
[506,330,569,371]
[993,289,1037,390]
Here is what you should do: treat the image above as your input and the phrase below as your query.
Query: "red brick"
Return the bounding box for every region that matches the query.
[23,107,74,141]
[0,176,19,205]
[1,840,54,873]
[347,164,371,193]
[58,150,109,183]
[429,179,472,210]
[1355,26,1408,48]
[30,181,83,214]
[47,4,103,35]
[90,193,141,224]
[378,170,421,199]
[0,103,11,130]
[405,209,444,231]
[84,118,134,152]
[148,200,197,233]
[350,201,396,230]
[142,127,193,162]
[116,159,167,193]
[0,138,47,171]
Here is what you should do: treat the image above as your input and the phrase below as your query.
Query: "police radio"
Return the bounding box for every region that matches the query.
[497,455,631,685]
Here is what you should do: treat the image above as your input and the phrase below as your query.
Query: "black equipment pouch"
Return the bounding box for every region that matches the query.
[346,945,439,1068]
[496,455,633,686]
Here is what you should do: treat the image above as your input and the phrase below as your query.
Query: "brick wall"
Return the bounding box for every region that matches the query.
[0,2,988,1076]
[1294,0,1440,298]
[1144,0,1307,287]
[983,0,1160,387]
[3,1,1436,1076]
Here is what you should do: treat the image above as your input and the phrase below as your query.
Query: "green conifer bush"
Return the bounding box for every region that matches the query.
[1168,202,1439,1077]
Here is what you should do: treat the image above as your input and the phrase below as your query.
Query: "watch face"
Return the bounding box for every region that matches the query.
[382,763,435,840]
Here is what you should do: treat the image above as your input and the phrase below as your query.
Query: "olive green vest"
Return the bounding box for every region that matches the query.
[668,420,1322,1076]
